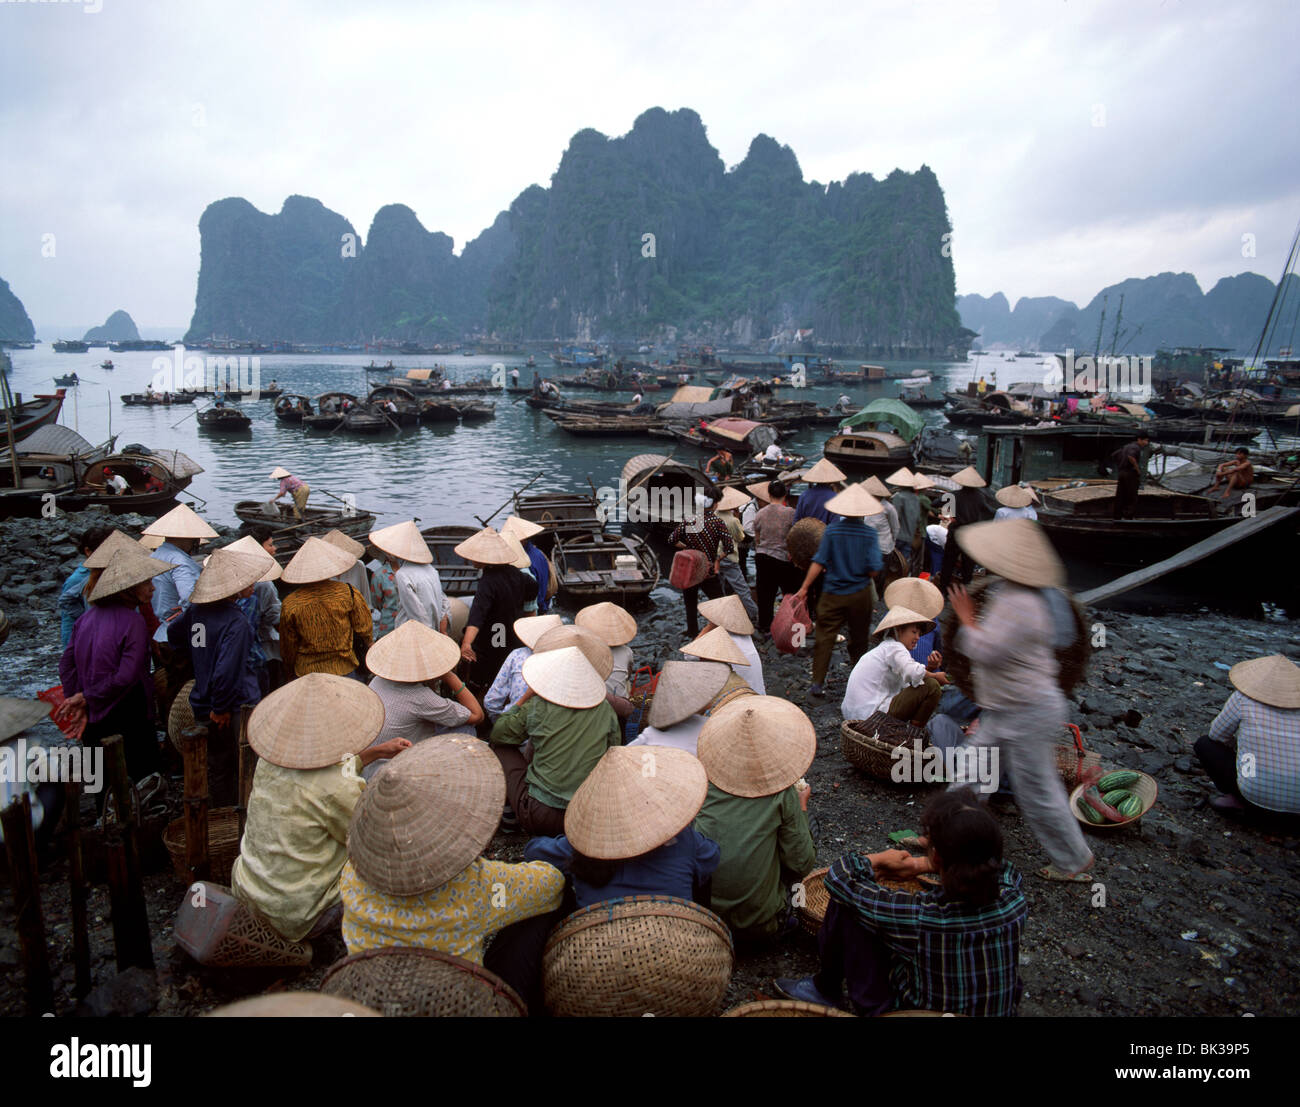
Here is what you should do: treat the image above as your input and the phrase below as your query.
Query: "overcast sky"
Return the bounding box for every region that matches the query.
[2,0,1297,332]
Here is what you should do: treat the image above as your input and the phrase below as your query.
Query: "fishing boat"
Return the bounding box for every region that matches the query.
[58,450,202,515]
[897,375,945,407]
[944,390,1039,428]
[341,405,399,434]
[100,360,114,370]
[0,459,77,518]
[121,391,197,406]
[419,398,461,423]
[196,404,252,431]
[52,340,89,353]
[546,413,663,437]
[737,451,807,479]
[822,398,924,475]
[619,454,713,533]
[235,500,377,561]
[512,491,605,554]
[661,417,781,456]
[274,393,314,423]
[366,385,423,427]
[0,389,66,445]
[53,373,80,387]
[912,425,977,476]
[302,392,359,431]
[454,400,496,422]
[419,525,482,595]
[552,533,660,604]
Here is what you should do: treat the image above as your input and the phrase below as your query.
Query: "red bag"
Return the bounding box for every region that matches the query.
[771,593,812,654]
[669,549,709,590]
[36,687,75,738]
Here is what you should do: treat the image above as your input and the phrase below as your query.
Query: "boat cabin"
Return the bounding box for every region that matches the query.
[981,424,1141,486]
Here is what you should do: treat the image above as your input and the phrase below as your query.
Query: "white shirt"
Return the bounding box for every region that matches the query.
[866,507,896,556]
[926,523,949,548]
[763,444,782,461]
[394,561,448,631]
[607,644,634,699]
[994,505,1038,521]
[628,716,706,757]
[150,541,201,643]
[106,474,129,494]
[729,631,765,694]
[842,638,929,720]
[332,561,370,606]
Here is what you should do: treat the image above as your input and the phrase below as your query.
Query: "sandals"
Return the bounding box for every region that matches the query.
[1037,865,1094,884]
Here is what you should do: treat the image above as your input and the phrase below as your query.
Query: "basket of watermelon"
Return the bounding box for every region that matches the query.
[1069,767,1158,830]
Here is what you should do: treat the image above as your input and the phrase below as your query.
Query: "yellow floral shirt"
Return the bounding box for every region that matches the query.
[339,857,565,963]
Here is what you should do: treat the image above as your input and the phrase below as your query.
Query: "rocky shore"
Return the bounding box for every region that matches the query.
[2,507,1298,1016]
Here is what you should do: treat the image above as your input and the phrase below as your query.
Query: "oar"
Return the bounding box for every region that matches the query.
[313,486,388,516]
[475,472,545,528]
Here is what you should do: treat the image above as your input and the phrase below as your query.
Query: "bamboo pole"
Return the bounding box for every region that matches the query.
[1,794,54,1014]
[102,736,153,970]
[1,363,22,489]
[180,724,210,883]
[63,779,91,998]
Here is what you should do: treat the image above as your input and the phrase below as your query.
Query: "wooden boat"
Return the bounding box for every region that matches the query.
[366,385,423,426]
[274,393,314,423]
[0,458,77,518]
[419,398,461,423]
[897,376,946,407]
[620,454,713,533]
[661,417,781,456]
[535,395,647,417]
[58,450,200,515]
[419,525,482,595]
[100,360,114,370]
[121,391,197,406]
[235,500,377,563]
[547,414,663,437]
[341,405,399,434]
[737,451,806,479]
[552,533,659,604]
[1,390,66,444]
[54,373,80,387]
[196,404,252,431]
[454,400,496,422]
[822,397,923,475]
[303,392,358,431]
[512,491,604,554]
[53,340,89,353]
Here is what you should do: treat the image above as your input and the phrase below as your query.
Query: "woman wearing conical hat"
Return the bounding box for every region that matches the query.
[269,465,310,519]
[483,614,562,721]
[792,457,847,525]
[369,521,449,635]
[626,660,731,757]
[455,527,533,693]
[938,466,991,596]
[841,601,949,727]
[501,516,552,615]
[574,601,638,701]
[993,483,1038,521]
[884,468,923,569]
[696,594,765,695]
[1196,654,1300,817]
[57,523,115,648]
[279,537,375,681]
[141,503,218,645]
[713,485,759,625]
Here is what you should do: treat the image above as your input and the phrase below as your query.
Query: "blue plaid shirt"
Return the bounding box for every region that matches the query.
[825,853,1027,1017]
[1209,691,1300,814]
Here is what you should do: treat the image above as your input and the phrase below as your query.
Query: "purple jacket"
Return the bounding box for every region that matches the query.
[58,602,154,723]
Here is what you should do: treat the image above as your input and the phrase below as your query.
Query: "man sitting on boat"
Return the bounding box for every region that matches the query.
[103,467,130,496]
[1208,447,1254,501]
[705,447,734,482]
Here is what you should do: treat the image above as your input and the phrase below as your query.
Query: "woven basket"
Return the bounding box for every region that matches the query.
[724,999,854,1018]
[321,947,527,1017]
[163,807,242,884]
[1055,723,1102,789]
[542,895,734,1017]
[797,866,939,936]
[167,679,196,751]
[941,577,1090,698]
[787,518,826,568]
[1069,771,1158,831]
[194,900,313,969]
[841,712,929,781]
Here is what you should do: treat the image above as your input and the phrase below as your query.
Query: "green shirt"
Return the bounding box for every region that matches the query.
[490,696,622,809]
[693,784,816,934]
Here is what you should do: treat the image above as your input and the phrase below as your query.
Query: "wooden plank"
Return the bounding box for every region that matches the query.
[1077,505,1299,606]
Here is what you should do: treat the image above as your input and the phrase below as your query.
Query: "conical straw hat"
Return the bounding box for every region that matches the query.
[955,518,1066,589]
[141,503,218,540]
[446,596,470,641]
[453,527,518,566]
[825,484,883,518]
[369,520,432,565]
[347,736,505,895]
[995,484,1035,508]
[139,534,165,551]
[873,604,935,637]
[84,529,149,569]
[715,485,752,513]
[0,698,50,743]
[574,601,637,646]
[282,535,357,584]
[802,458,846,484]
[366,621,461,683]
[647,661,730,729]
[248,673,385,769]
[522,646,607,708]
[745,481,773,504]
[863,475,892,498]
[191,548,273,604]
[501,530,532,570]
[87,549,173,603]
[269,467,291,480]
[697,696,816,798]
[500,515,544,542]
[321,529,365,561]
[697,594,754,636]
[564,746,708,860]
[533,625,614,680]
[1229,654,1300,709]
[912,472,937,491]
[952,466,987,488]
[513,613,563,651]
[218,534,281,581]
[884,466,916,487]
[883,576,944,620]
[680,626,747,666]
[208,993,380,1018]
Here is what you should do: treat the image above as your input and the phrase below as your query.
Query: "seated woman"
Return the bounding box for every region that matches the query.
[697,594,764,694]
[693,696,816,947]
[231,674,409,942]
[841,603,949,727]
[524,745,720,908]
[775,788,1028,1016]
[627,660,731,756]
[363,620,485,779]
[482,614,562,721]
[1194,653,1300,818]
[574,601,638,704]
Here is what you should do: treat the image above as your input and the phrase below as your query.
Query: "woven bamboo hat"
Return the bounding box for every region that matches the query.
[87,549,173,603]
[217,534,282,581]
[522,646,607,708]
[141,503,218,541]
[248,673,385,769]
[446,596,469,641]
[367,621,461,683]
[208,993,380,1018]
[564,746,708,860]
[698,594,754,636]
[825,484,883,518]
[883,576,944,620]
[680,626,748,666]
[322,528,365,561]
[138,534,165,550]
[500,515,544,542]
[647,661,730,729]
[84,529,149,570]
[1229,654,1300,709]
[697,696,816,798]
[802,458,846,484]
[863,475,892,498]
[873,604,936,637]
[995,484,1035,508]
[575,601,638,646]
[513,613,563,650]
[912,472,937,491]
[716,485,752,513]
[0,698,50,743]
[952,466,988,488]
[453,527,518,566]
[269,467,291,480]
[955,518,1066,589]
[347,736,505,896]
[369,520,433,565]
[534,625,614,680]
[884,466,917,488]
[745,481,773,504]
[282,535,357,584]
[501,530,532,570]
[191,547,273,604]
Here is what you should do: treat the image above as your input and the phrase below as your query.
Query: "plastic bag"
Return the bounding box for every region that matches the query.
[771,592,812,654]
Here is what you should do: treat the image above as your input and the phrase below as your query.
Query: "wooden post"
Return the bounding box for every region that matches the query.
[236,704,257,837]
[102,736,153,970]
[180,724,210,882]
[64,780,92,998]
[1,794,54,1015]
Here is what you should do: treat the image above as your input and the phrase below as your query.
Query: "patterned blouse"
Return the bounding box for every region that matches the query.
[368,560,400,637]
[280,580,373,677]
[484,646,531,719]
[339,857,565,963]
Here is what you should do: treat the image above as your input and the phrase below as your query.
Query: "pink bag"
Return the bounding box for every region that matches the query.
[771,593,812,654]
[669,549,709,590]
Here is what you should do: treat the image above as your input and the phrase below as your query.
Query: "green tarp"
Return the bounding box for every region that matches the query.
[838,398,924,442]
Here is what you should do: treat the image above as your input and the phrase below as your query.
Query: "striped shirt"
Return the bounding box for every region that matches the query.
[826,854,1027,1017]
[1209,691,1300,814]
[280,580,373,677]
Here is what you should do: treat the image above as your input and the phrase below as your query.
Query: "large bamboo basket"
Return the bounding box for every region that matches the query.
[321,947,526,1017]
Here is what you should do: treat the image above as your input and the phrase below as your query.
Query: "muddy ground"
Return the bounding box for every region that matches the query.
[2,508,1298,1016]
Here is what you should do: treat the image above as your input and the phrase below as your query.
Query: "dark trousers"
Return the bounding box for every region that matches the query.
[483,886,576,1016]
[1194,734,1243,800]
[84,684,159,786]
[1113,469,1139,519]
[938,532,976,594]
[812,584,876,684]
[492,744,567,836]
[754,554,803,633]
[813,900,894,1016]
[201,714,239,808]
[683,575,724,639]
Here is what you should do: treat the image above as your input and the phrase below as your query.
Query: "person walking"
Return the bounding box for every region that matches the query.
[792,458,847,524]
[668,491,734,640]
[715,485,759,625]
[1111,431,1149,520]
[939,467,991,595]
[749,480,801,635]
[271,466,310,518]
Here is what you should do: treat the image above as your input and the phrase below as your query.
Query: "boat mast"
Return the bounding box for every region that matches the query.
[1,354,22,487]
[1108,294,1125,358]
[1093,294,1108,362]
